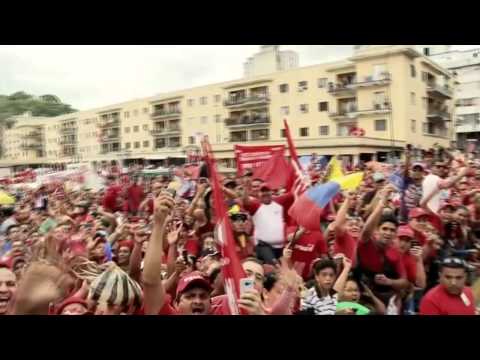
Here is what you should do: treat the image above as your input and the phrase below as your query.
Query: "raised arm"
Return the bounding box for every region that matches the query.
[333,257,352,294]
[330,191,355,233]
[420,167,470,209]
[360,186,393,243]
[128,229,148,282]
[186,183,208,217]
[142,193,175,315]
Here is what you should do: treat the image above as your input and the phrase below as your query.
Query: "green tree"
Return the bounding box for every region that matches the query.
[0,91,77,157]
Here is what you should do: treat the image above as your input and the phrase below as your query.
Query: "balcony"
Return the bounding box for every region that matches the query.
[60,127,78,134]
[224,116,270,128]
[329,103,358,120]
[427,107,452,121]
[224,95,270,108]
[427,83,453,99]
[150,126,182,136]
[151,109,181,119]
[21,131,42,139]
[21,143,43,150]
[355,103,392,116]
[98,119,120,128]
[99,133,121,143]
[328,83,356,96]
[350,73,392,88]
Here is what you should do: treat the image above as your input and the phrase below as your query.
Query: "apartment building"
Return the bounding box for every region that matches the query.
[429,47,480,150]
[0,45,455,169]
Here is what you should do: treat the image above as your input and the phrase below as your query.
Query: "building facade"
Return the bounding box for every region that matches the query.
[429,48,480,150]
[0,45,455,169]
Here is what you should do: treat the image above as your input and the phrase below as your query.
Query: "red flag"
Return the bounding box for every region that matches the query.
[283,119,302,173]
[252,150,296,191]
[201,138,246,315]
[234,144,285,176]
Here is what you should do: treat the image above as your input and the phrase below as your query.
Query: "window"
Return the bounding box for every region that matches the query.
[423,48,430,56]
[125,142,131,149]
[421,71,428,82]
[155,138,166,148]
[375,119,387,131]
[280,106,290,115]
[134,142,140,149]
[143,107,149,114]
[319,126,329,136]
[298,81,308,91]
[215,115,221,123]
[318,102,329,112]
[422,97,427,109]
[410,65,416,78]
[410,92,416,105]
[124,111,130,118]
[125,127,131,133]
[143,141,149,148]
[200,97,207,105]
[300,104,309,113]
[279,84,289,93]
[201,116,208,124]
[299,128,309,137]
[133,109,138,117]
[411,120,416,133]
[143,124,149,131]
[280,129,286,138]
[189,136,195,145]
[317,78,328,88]
[133,126,139,132]
[187,99,194,107]
[214,95,221,103]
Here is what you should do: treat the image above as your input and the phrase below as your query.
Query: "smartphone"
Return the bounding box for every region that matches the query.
[240,278,255,295]
[166,188,176,197]
[182,249,190,264]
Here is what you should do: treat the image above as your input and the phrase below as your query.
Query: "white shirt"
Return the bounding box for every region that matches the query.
[252,202,285,248]
[301,287,338,315]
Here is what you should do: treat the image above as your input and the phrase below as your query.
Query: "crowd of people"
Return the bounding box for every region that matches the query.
[1,144,480,316]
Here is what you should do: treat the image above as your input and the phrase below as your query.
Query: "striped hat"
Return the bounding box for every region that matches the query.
[88,263,142,310]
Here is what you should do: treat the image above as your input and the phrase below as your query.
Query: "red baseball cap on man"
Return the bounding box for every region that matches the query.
[397,225,415,239]
[176,271,212,296]
[409,208,429,219]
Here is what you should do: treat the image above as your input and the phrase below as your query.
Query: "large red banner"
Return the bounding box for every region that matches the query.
[234,144,285,175]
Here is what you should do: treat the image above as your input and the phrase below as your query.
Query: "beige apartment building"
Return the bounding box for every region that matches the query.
[0,45,455,169]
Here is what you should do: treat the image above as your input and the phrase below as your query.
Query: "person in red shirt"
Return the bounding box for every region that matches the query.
[357,185,409,304]
[102,176,123,213]
[125,176,145,216]
[286,225,327,280]
[419,257,476,315]
[394,225,426,289]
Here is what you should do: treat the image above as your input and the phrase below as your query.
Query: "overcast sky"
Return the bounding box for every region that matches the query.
[1,45,478,110]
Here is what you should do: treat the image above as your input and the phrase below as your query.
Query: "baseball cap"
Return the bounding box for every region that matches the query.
[223,178,237,188]
[372,172,385,183]
[409,208,429,219]
[412,162,426,170]
[176,271,212,296]
[230,212,248,222]
[397,225,414,239]
[260,184,272,191]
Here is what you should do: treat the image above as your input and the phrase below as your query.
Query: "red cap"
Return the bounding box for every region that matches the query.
[176,271,212,296]
[409,208,428,219]
[55,297,89,315]
[397,225,414,239]
[118,240,134,251]
[260,184,272,191]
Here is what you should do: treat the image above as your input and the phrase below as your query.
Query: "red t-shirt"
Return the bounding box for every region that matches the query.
[126,184,145,213]
[334,229,358,268]
[287,226,327,280]
[244,193,294,219]
[402,252,417,284]
[103,185,123,213]
[419,285,476,315]
[357,238,406,279]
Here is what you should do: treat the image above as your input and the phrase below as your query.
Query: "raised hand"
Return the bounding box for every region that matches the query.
[167,222,183,245]
[238,289,265,315]
[154,193,175,224]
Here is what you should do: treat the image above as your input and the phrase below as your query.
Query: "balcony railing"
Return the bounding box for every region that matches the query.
[98,119,120,128]
[427,107,451,121]
[60,127,78,134]
[22,132,42,139]
[21,143,43,150]
[349,73,391,88]
[329,104,358,119]
[355,103,392,116]
[59,139,77,145]
[224,116,270,127]
[150,126,181,136]
[151,109,182,118]
[427,83,453,99]
[328,83,356,95]
[224,95,270,107]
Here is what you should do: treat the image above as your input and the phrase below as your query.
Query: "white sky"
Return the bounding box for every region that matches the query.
[1,45,478,110]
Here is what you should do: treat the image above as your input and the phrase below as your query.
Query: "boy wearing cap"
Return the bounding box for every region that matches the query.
[419,258,476,315]
[395,225,426,289]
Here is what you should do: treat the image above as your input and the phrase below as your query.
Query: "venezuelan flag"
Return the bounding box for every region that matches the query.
[288,172,364,231]
[326,157,344,181]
